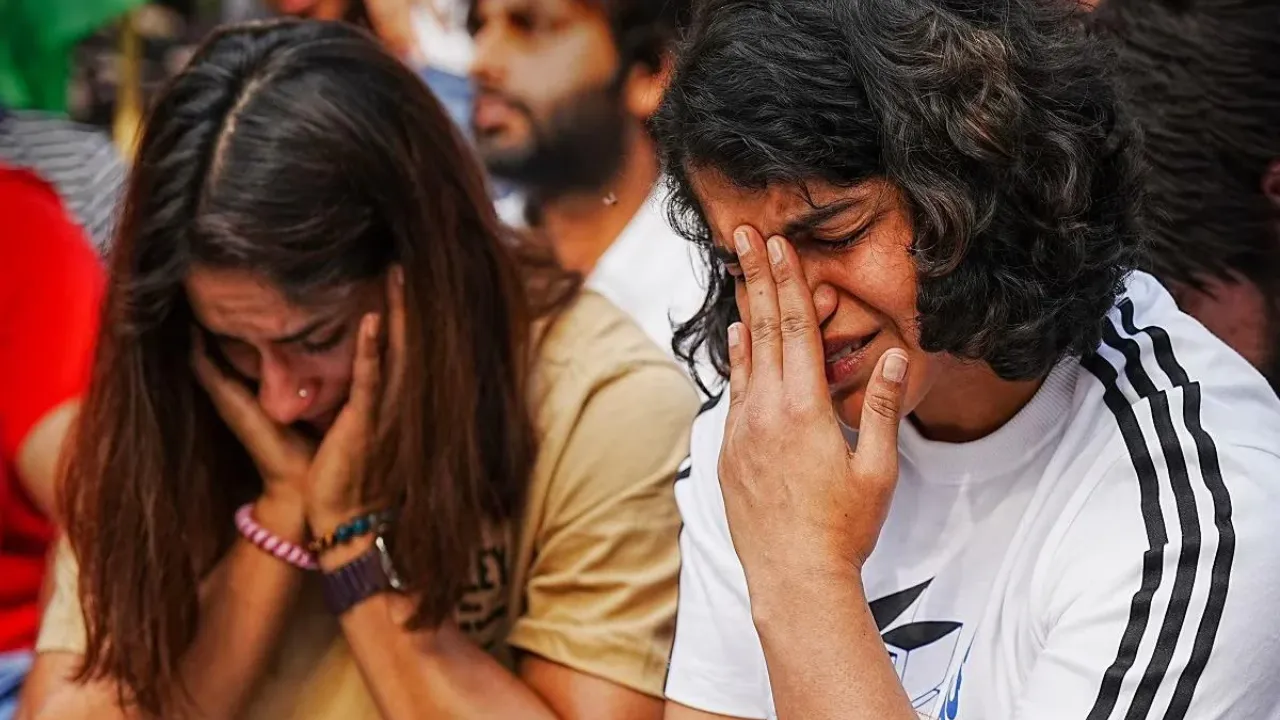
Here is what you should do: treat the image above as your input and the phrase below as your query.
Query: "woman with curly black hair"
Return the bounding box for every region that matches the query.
[656,1,1280,718]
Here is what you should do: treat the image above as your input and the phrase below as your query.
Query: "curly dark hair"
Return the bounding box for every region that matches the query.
[1091,0,1280,297]
[654,0,1146,388]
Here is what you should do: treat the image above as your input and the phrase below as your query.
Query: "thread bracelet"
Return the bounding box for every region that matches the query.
[308,509,396,555]
[234,503,319,571]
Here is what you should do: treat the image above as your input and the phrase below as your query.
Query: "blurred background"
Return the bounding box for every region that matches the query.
[0,0,472,157]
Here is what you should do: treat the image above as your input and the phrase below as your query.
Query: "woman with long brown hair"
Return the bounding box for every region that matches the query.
[18,19,696,720]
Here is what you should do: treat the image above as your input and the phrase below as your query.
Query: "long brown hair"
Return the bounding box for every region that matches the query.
[62,19,577,715]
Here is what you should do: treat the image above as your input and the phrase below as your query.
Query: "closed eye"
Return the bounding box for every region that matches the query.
[299,326,347,354]
[810,213,882,252]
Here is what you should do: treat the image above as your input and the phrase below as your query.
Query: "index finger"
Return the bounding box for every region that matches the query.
[734,225,783,384]
[191,331,280,454]
[766,235,826,395]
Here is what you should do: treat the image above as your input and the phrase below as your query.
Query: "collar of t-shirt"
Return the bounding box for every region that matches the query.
[843,359,1079,485]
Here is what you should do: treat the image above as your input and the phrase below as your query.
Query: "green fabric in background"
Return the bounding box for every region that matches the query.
[0,0,144,111]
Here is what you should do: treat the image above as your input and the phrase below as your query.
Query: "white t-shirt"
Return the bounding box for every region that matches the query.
[410,1,472,76]
[585,187,713,387]
[666,271,1280,720]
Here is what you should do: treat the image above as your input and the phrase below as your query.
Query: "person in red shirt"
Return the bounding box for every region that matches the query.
[0,165,103,718]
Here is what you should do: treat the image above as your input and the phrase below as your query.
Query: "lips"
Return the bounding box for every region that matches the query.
[472,94,516,133]
[823,332,879,390]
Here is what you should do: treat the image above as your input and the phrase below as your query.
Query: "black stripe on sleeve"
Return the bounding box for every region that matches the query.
[675,455,693,482]
[1081,348,1170,720]
[1117,301,1236,718]
[1099,320,1203,718]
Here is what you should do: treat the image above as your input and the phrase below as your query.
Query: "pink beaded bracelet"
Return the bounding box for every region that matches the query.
[234,503,319,571]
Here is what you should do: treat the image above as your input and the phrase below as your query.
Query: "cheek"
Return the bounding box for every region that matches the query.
[831,349,944,429]
[296,347,357,395]
[814,256,921,346]
[219,342,260,380]
[517,36,615,111]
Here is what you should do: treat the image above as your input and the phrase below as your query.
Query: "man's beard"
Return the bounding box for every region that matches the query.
[475,81,629,200]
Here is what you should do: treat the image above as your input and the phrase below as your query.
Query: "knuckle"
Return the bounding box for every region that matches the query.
[865,390,901,421]
[740,255,768,282]
[779,312,812,340]
[742,404,771,433]
[749,315,780,344]
[771,256,795,282]
[782,394,812,420]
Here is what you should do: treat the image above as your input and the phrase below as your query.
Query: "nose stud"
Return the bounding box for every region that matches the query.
[298,388,309,399]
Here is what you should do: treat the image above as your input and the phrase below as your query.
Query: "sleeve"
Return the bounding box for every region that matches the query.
[34,538,88,654]
[663,396,773,719]
[0,170,104,460]
[506,362,698,698]
[1014,445,1280,719]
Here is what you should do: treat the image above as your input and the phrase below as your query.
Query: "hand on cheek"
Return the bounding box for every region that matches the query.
[718,225,908,596]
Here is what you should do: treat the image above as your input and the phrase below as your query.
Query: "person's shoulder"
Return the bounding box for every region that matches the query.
[1068,271,1280,453]
[0,165,98,267]
[1043,271,1280,576]
[530,290,698,426]
[535,290,683,379]
[0,164,62,211]
[1044,272,1280,625]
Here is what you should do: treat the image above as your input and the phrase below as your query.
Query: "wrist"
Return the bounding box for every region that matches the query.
[746,556,865,630]
[317,533,376,572]
[252,494,308,544]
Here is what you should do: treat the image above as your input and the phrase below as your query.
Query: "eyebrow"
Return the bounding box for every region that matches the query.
[709,198,863,264]
[781,199,861,239]
[269,315,340,345]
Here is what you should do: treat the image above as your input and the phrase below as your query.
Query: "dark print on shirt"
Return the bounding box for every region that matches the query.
[455,523,511,652]
[870,578,964,713]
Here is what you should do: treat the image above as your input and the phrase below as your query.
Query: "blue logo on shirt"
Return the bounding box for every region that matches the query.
[870,579,964,714]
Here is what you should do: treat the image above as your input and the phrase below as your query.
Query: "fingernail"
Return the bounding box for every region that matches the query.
[882,351,908,383]
[366,314,381,339]
[767,237,784,266]
[734,228,751,256]
[728,322,742,349]
[394,266,404,286]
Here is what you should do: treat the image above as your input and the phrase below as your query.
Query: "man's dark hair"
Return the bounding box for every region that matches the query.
[467,0,690,73]
[1091,0,1280,297]
[654,0,1145,387]
[600,0,690,73]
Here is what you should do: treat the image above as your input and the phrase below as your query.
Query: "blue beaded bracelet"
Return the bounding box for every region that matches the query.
[309,509,396,554]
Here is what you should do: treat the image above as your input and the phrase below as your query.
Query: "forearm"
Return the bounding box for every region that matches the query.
[748,566,916,720]
[174,497,306,718]
[318,535,557,720]
[29,498,305,720]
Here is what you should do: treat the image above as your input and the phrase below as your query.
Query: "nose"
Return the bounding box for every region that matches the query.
[469,21,508,87]
[813,283,839,326]
[256,355,311,426]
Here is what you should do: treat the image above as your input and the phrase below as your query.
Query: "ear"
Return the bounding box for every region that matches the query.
[1262,158,1280,209]
[623,51,674,122]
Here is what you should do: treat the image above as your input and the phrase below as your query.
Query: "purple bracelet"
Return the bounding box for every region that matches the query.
[234,503,319,571]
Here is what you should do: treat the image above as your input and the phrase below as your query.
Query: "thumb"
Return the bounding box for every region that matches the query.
[851,349,908,483]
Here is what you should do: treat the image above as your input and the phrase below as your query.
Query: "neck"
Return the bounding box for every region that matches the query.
[533,126,660,275]
[910,360,1046,443]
